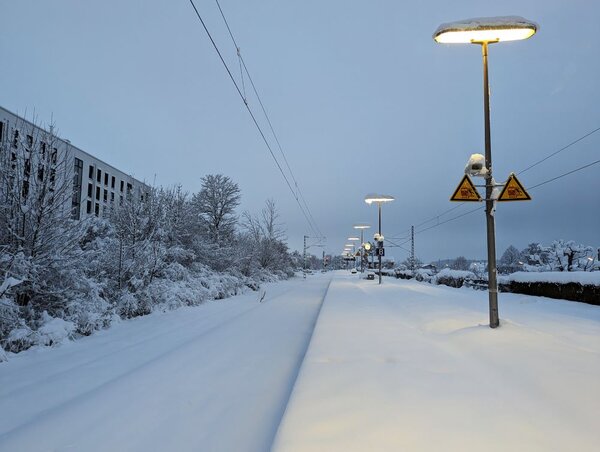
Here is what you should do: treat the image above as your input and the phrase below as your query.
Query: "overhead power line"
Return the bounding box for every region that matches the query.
[211,0,324,239]
[391,125,600,240]
[518,125,600,175]
[410,157,600,237]
[186,0,323,238]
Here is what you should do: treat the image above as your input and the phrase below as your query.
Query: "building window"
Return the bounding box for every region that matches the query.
[41,142,47,158]
[103,189,108,202]
[0,122,4,142]
[111,176,115,189]
[120,180,124,192]
[119,195,123,206]
[95,203,100,216]
[51,149,57,164]
[89,165,94,178]
[96,186,100,201]
[87,200,92,214]
[12,130,19,148]
[104,172,109,186]
[88,183,93,198]
[72,158,84,219]
[111,192,115,202]
[26,135,33,149]
[97,168,102,183]
[37,166,44,182]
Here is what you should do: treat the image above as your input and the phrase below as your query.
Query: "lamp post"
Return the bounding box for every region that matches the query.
[365,194,395,284]
[353,224,371,273]
[347,236,360,272]
[433,16,537,328]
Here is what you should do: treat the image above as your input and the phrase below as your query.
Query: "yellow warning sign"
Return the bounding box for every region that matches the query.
[450,175,482,202]
[498,173,531,202]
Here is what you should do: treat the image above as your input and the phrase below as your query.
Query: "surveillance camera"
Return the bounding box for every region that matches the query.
[465,153,488,177]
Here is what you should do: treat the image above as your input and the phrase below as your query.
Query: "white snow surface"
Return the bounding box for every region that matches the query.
[432,268,476,282]
[502,270,600,286]
[2,272,599,451]
[435,16,538,33]
[273,273,600,452]
[0,275,332,452]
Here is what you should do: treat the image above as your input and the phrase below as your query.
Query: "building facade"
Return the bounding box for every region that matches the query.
[0,106,147,220]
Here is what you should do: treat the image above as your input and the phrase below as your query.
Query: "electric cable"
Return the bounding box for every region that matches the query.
[212,0,324,239]
[186,0,322,238]
[518,125,600,175]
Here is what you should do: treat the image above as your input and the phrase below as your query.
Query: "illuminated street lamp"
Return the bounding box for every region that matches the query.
[353,224,371,273]
[433,16,537,328]
[365,194,395,284]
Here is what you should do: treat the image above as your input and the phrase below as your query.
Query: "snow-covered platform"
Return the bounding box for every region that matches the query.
[273,273,600,451]
[0,275,332,452]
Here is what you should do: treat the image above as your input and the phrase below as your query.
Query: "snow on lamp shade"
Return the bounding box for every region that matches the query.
[364,194,395,204]
[433,16,537,44]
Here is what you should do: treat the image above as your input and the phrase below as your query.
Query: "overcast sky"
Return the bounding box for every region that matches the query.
[1,0,598,262]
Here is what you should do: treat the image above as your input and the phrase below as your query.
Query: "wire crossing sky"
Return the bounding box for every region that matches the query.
[1,0,598,261]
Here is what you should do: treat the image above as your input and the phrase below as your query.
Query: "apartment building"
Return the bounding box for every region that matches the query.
[0,106,147,220]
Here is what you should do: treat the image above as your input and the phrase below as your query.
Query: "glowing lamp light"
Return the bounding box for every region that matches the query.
[347,237,360,241]
[353,223,371,230]
[363,242,372,251]
[365,193,395,204]
[433,16,537,44]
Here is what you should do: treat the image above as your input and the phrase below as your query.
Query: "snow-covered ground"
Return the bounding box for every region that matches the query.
[2,271,598,451]
[0,275,332,452]
[273,273,600,452]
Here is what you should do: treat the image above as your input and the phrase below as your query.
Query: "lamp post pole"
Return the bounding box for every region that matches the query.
[378,203,382,284]
[481,41,499,328]
[359,229,364,272]
[433,16,537,329]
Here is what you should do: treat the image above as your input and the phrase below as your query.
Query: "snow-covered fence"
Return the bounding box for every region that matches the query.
[499,272,600,305]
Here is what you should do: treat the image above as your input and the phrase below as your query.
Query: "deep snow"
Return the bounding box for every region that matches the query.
[273,273,600,451]
[1,271,598,452]
[0,275,332,452]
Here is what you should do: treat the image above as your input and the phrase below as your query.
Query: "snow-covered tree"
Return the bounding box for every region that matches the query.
[545,240,596,272]
[520,242,549,271]
[498,245,523,274]
[451,256,469,270]
[191,174,240,245]
[402,256,423,271]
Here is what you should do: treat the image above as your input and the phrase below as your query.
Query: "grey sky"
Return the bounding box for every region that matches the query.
[1,0,598,262]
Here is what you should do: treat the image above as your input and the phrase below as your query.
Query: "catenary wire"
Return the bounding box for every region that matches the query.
[518,125,600,175]
[393,125,600,240]
[186,0,321,238]
[212,0,324,239]
[411,157,600,236]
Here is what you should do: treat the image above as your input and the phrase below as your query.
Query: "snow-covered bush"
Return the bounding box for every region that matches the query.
[37,312,75,346]
[432,269,476,288]
[0,147,297,355]
[415,268,434,283]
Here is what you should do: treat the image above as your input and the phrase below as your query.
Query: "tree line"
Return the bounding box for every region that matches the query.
[0,120,298,355]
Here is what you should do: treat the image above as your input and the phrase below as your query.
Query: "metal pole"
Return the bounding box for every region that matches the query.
[378,202,382,285]
[482,42,499,328]
[411,225,415,273]
[360,230,364,273]
[303,235,307,279]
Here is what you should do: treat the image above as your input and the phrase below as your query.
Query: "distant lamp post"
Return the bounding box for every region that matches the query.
[353,224,371,273]
[433,16,537,328]
[365,194,395,284]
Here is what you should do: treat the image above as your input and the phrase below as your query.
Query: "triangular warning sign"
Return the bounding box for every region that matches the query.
[498,173,531,202]
[450,175,482,202]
